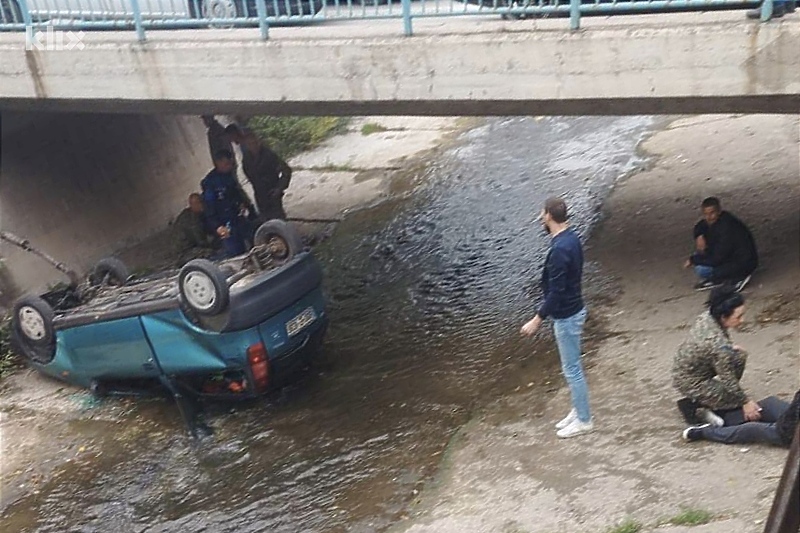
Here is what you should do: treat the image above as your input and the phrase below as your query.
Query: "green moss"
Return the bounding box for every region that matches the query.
[246,116,350,160]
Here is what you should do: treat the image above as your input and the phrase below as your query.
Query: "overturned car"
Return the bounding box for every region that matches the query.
[4,220,328,436]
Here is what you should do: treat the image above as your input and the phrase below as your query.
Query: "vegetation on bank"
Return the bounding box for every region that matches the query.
[0,317,22,379]
[360,122,389,136]
[606,518,642,533]
[664,508,714,526]
[246,116,350,160]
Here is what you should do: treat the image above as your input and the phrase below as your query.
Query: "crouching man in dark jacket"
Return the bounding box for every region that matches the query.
[685,196,758,292]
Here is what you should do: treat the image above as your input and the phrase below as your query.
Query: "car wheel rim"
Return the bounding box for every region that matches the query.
[266,235,290,260]
[183,271,217,311]
[203,0,237,19]
[18,306,46,341]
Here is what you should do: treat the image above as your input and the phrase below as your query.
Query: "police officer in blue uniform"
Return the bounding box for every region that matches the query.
[201,149,253,258]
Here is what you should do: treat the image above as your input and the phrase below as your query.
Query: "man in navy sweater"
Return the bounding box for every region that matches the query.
[521,197,594,439]
[201,149,250,258]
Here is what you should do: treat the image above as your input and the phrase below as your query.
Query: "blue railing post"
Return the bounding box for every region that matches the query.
[401,0,413,36]
[569,0,581,30]
[760,0,774,21]
[129,0,146,42]
[255,0,270,40]
[16,0,34,49]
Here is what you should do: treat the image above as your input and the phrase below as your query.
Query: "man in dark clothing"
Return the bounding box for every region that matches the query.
[201,116,258,218]
[201,115,236,165]
[226,125,292,221]
[683,389,800,447]
[172,193,218,264]
[685,197,758,292]
[521,197,593,439]
[201,150,251,258]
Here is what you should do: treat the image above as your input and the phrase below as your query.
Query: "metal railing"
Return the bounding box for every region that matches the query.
[0,0,779,41]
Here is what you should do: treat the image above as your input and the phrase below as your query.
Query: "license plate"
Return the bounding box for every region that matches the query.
[286,307,317,337]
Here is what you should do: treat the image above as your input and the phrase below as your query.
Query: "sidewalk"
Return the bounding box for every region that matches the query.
[393,114,800,533]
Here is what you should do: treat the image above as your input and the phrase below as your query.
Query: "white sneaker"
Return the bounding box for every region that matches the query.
[699,409,724,428]
[555,409,578,430]
[556,418,594,439]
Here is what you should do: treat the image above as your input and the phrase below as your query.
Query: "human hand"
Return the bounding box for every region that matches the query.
[743,400,762,422]
[520,316,542,337]
[216,226,230,239]
[696,235,707,252]
[683,259,692,269]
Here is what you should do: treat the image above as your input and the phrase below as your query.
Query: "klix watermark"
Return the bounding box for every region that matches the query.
[25,24,85,51]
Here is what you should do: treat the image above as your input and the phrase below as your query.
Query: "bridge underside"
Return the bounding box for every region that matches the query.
[0,13,798,116]
[1,96,799,115]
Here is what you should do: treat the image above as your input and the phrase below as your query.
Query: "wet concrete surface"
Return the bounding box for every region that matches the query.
[0,116,654,532]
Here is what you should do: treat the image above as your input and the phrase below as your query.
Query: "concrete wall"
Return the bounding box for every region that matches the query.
[0,112,214,297]
[0,14,798,115]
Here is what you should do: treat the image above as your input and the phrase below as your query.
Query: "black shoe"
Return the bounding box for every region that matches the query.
[677,398,702,425]
[682,424,710,442]
[694,279,720,291]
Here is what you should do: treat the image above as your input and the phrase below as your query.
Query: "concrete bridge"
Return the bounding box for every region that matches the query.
[1,12,799,116]
[1,11,799,296]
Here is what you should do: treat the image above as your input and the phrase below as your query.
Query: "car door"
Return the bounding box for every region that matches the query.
[58,316,161,380]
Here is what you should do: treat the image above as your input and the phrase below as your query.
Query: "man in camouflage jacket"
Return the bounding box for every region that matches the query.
[673,311,749,411]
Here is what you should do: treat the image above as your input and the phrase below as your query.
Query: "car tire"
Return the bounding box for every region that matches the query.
[254,220,304,264]
[190,0,244,26]
[179,259,230,316]
[11,294,56,365]
[90,257,130,287]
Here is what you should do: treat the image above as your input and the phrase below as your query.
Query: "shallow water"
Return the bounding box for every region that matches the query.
[0,116,653,533]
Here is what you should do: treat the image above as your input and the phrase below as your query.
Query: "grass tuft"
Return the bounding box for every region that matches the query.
[607,518,642,533]
[667,508,714,526]
[360,122,389,136]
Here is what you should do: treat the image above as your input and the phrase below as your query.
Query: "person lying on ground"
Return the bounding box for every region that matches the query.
[172,193,219,265]
[673,286,761,427]
[683,197,758,292]
[683,389,800,447]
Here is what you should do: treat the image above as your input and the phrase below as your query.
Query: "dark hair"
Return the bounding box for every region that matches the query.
[213,148,233,162]
[701,197,721,210]
[224,124,242,136]
[544,197,568,224]
[188,192,202,201]
[707,285,744,324]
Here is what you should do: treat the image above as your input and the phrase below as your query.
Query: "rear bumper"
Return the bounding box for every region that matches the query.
[172,318,328,401]
[268,317,328,388]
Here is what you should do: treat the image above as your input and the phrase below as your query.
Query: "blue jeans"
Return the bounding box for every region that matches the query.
[699,396,788,446]
[553,307,591,423]
[694,264,714,281]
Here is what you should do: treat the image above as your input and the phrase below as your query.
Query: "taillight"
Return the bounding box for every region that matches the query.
[247,342,270,391]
